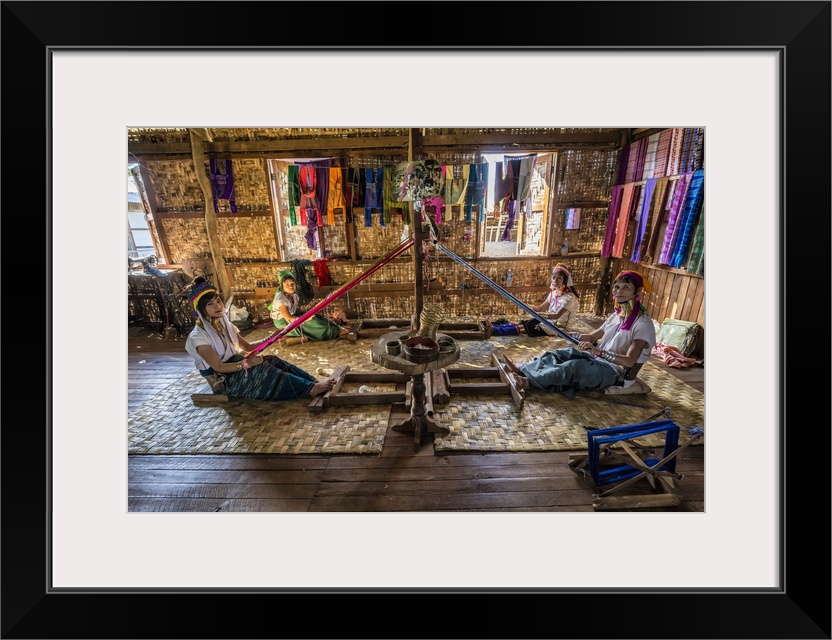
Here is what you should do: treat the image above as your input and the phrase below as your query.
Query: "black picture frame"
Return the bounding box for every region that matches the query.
[3,2,829,638]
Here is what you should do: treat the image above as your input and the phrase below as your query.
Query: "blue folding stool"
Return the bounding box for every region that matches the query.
[570,412,703,506]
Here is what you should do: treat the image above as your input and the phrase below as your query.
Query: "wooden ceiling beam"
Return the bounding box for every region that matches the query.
[128,130,626,160]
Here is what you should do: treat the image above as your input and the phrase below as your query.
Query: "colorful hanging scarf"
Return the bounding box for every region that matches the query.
[639,177,673,263]
[287,164,300,225]
[686,206,705,276]
[642,133,661,180]
[382,164,408,223]
[465,163,488,222]
[658,172,693,264]
[666,128,684,177]
[304,208,318,250]
[444,164,470,207]
[364,167,382,227]
[500,199,517,241]
[326,167,346,225]
[630,178,656,262]
[669,169,705,268]
[653,128,673,179]
[633,177,670,263]
[616,143,631,185]
[602,184,624,257]
[314,162,331,227]
[611,183,638,258]
[344,167,365,210]
[209,159,237,213]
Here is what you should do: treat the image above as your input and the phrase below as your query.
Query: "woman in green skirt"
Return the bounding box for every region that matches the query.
[269,270,349,341]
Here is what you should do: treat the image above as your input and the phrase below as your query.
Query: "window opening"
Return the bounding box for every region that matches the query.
[480,151,555,257]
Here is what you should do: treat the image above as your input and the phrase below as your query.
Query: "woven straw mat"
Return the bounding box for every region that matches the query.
[128,320,704,455]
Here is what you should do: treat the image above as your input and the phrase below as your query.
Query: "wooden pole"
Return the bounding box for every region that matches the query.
[410,128,424,323]
[189,128,232,297]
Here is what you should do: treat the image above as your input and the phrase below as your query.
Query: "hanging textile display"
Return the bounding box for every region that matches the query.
[423,196,444,224]
[393,160,444,202]
[679,128,704,174]
[312,161,331,227]
[601,184,624,257]
[629,179,657,263]
[514,155,536,201]
[616,143,631,185]
[665,128,684,177]
[493,161,514,215]
[304,208,319,250]
[444,164,470,208]
[641,133,661,180]
[639,177,675,263]
[658,172,693,264]
[653,128,673,179]
[634,176,671,264]
[344,167,365,224]
[382,164,408,224]
[669,169,705,268]
[297,164,317,228]
[686,206,705,276]
[364,167,383,227]
[209,159,237,213]
[287,164,300,225]
[326,167,346,225]
[611,183,638,258]
[464,163,488,222]
[500,199,518,241]
[313,258,332,287]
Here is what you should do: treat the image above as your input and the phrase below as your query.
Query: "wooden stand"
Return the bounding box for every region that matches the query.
[370,331,461,451]
[442,353,525,410]
[308,365,408,412]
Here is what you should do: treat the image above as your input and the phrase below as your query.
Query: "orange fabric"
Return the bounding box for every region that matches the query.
[327,167,346,225]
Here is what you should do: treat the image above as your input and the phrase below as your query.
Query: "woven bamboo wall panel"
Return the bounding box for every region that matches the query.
[160,219,210,263]
[231,262,284,292]
[353,211,409,259]
[215,216,276,260]
[559,207,608,253]
[145,160,203,212]
[556,149,618,202]
[321,210,349,258]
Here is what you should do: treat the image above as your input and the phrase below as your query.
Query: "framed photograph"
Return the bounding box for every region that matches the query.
[5,2,829,638]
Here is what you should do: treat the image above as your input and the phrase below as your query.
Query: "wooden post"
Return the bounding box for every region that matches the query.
[189,128,233,298]
[409,128,425,321]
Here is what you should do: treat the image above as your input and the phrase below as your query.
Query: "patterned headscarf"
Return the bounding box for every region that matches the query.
[189,281,220,315]
[613,270,653,331]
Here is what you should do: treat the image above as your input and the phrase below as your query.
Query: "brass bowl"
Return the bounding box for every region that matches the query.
[403,336,439,363]
[437,336,456,353]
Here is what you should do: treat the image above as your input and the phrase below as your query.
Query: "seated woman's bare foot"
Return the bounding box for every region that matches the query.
[310,378,336,397]
[500,355,522,376]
